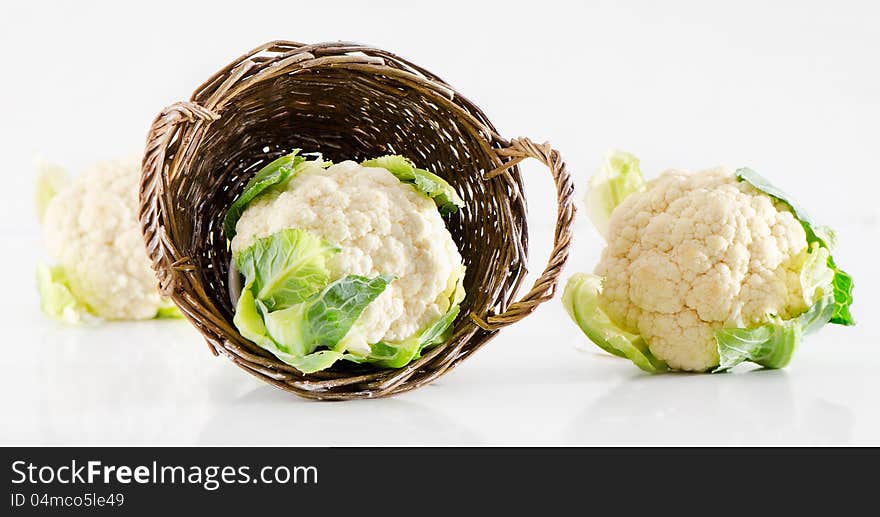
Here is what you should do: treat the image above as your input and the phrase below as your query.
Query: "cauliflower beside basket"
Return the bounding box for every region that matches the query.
[225,151,466,374]
[35,157,180,323]
[563,151,854,373]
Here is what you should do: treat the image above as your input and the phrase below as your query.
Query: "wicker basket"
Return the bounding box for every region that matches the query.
[139,41,574,400]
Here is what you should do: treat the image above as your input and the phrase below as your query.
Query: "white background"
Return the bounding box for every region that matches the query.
[2,0,878,445]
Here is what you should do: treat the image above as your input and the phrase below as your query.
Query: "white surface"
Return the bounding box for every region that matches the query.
[2,0,878,445]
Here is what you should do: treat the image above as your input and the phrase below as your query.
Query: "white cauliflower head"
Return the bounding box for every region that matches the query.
[39,157,169,321]
[595,167,809,371]
[564,150,853,374]
[231,159,464,357]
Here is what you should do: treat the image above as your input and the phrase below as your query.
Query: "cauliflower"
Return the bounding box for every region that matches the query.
[225,151,465,373]
[36,157,179,323]
[563,151,854,373]
[596,167,809,371]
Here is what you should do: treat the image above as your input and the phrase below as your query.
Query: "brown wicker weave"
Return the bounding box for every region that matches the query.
[139,41,574,400]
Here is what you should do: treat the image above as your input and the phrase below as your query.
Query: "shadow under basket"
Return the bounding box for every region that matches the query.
[139,41,575,400]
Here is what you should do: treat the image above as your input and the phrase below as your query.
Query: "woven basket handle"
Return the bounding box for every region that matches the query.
[473,137,575,330]
[140,101,219,294]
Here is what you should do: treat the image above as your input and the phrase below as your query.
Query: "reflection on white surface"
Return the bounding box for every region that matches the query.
[1,307,877,445]
[199,387,482,445]
[564,370,853,445]
[25,320,226,445]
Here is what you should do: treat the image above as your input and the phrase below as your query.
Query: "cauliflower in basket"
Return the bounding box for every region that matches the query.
[225,151,465,374]
[563,151,854,373]
[36,157,179,323]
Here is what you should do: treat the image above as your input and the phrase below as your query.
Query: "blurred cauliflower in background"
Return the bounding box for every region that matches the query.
[35,156,180,323]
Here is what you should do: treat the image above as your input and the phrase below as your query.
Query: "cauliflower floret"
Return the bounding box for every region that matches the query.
[41,157,165,320]
[231,160,463,345]
[595,167,809,371]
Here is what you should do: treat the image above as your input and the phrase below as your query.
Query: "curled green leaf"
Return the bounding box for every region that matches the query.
[36,263,91,325]
[155,298,184,319]
[34,158,69,223]
[362,155,464,216]
[232,228,395,373]
[562,273,667,373]
[714,291,834,372]
[303,274,395,351]
[234,228,339,311]
[584,150,646,238]
[224,151,330,238]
